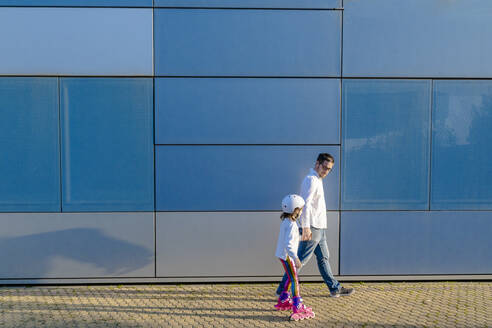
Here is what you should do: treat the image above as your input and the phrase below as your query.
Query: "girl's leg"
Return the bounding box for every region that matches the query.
[274,259,293,311]
[284,257,315,321]
[279,259,292,293]
[283,257,300,298]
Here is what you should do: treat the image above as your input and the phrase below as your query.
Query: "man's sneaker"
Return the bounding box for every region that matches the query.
[329,286,355,298]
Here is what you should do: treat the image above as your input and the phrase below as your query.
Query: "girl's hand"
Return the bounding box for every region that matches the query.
[295,258,302,269]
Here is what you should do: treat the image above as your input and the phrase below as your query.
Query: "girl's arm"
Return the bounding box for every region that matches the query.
[286,223,301,268]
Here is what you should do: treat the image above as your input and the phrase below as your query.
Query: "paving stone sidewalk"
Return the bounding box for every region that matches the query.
[0,281,490,327]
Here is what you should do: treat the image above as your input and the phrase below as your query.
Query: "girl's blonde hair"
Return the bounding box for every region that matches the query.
[280,207,302,221]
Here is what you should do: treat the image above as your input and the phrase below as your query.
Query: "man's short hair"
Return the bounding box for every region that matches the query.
[316,153,334,164]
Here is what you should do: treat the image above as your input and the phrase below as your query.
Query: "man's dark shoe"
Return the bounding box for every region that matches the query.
[329,289,340,298]
[339,286,355,296]
[329,286,354,298]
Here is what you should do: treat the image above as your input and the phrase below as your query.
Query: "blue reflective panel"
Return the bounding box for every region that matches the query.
[340,211,492,275]
[0,78,60,212]
[0,8,152,76]
[344,0,492,77]
[342,80,431,210]
[156,146,339,211]
[156,78,340,144]
[431,81,492,209]
[61,78,154,212]
[155,9,340,76]
[0,0,152,6]
[154,0,340,8]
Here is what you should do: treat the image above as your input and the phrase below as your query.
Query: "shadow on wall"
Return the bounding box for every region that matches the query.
[0,228,153,278]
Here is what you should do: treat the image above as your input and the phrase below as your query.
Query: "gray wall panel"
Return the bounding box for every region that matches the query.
[156,212,339,277]
[0,8,152,76]
[340,211,492,275]
[0,213,154,278]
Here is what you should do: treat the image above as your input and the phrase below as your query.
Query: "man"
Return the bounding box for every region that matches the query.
[276,153,354,298]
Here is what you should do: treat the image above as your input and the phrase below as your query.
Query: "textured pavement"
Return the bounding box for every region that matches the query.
[0,281,490,327]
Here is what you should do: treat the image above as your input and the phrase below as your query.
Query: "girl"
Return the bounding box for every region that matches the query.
[274,194,315,321]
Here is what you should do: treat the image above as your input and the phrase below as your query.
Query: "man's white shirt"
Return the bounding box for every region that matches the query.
[298,168,327,229]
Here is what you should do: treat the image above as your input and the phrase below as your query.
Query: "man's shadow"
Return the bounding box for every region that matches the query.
[0,228,153,278]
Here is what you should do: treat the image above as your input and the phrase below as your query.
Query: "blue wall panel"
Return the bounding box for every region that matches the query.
[156,146,339,211]
[61,78,154,212]
[342,80,431,210]
[0,0,152,6]
[155,78,340,144]
[155,9,341,76]
[154,0,341,8]
[432,81,492,209]
[343,0,492,77]
[0,8,152,76]
[340,211,492,275]
[0,78,60,212]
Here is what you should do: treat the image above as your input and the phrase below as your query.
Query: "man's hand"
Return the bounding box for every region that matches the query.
[295,258,302,269]
[301,227,312,241]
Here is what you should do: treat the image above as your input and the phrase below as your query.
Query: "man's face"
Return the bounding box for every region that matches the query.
[315,160,334,179]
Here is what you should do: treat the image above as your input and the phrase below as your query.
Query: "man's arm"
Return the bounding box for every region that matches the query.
[299,177,316,241]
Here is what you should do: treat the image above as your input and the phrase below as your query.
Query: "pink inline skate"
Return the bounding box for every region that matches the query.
[289,297,315,321]
[274,291,292,311]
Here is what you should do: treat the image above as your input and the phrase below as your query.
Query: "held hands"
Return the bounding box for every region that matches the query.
[301,227,312,241]
[295,257,302,269]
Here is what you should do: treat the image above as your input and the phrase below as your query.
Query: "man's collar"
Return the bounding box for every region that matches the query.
[310,168,321,178]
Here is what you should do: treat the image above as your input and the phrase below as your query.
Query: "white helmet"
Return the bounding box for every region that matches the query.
[281,194,305,214]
